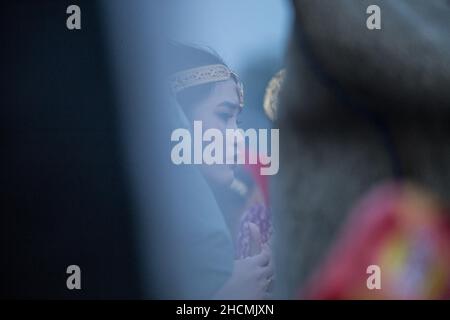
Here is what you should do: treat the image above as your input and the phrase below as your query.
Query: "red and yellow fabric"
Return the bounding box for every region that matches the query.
[303,182,450,299]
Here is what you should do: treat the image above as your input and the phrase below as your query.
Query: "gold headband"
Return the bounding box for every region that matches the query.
[170,64,244,108]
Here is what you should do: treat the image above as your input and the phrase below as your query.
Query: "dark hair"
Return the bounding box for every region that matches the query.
[167,43,231,111]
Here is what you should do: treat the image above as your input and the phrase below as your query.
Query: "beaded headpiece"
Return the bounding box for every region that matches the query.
[170,64,244,108]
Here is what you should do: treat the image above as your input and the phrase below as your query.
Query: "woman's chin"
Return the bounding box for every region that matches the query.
[217,169,235,188]
[203,165,235,188]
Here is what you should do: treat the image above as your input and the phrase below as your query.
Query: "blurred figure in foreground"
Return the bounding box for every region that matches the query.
[274,0,450,299]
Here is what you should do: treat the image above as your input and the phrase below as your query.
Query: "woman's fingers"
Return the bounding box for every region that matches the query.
[259,243,271,267]
[260,263,274,280]
[250,247,270,266]
[248,222,262,256]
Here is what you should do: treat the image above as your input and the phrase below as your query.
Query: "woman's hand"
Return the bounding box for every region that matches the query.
[248,222,262,256]
[213,244,274,300]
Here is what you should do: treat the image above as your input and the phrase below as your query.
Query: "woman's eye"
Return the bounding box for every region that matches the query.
[217,112,233,122]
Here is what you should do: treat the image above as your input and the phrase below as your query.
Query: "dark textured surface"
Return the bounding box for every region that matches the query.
[0,1,142,298]
[275,0,450,298]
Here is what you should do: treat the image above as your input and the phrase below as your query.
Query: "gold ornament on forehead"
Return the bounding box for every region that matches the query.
[263,69,286,121]
[170,64,244,108]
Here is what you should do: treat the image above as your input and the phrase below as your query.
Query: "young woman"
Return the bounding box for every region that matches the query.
[169,43,274,299]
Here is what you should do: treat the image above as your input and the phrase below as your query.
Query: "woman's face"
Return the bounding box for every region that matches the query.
[185,79,242,187]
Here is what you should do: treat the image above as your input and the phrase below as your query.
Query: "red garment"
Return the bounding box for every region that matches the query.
[302,182,450,299]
